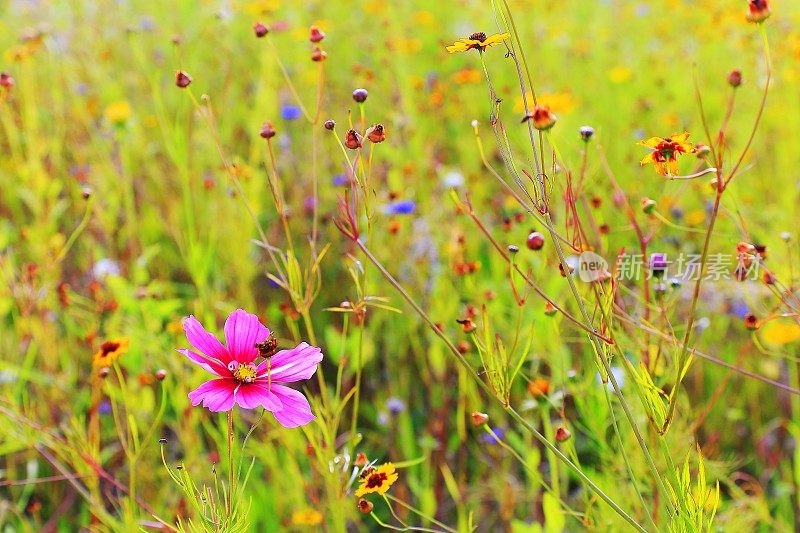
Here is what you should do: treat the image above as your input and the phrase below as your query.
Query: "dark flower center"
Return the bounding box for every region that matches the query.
[469,32,487,42]
[365,472,388,489]
[100,342,120,355]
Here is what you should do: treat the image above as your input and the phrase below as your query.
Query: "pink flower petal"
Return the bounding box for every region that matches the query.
[178,348,227,376]
[234,383,283,411]
[224,309,270,363]
[188,378,237,412]
[183,316,231,364]
[257,342,322,383]
[270,385,315,428]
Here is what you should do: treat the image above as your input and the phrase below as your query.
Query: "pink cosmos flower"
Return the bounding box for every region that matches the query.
[179,309,322,428]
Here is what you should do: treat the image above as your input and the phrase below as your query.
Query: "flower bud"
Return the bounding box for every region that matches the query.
[357,498,373,514]
[81,187,92,200]
[744,313,759,330]
[507,244,519,254]
[98,367,110,378]
[555,426,571,442]
[746,0,770,23]
[0,72,14,89]
[309,25,325,43]
[526,231,545,250]
[579,125,594,141]
[471,411,489,426]
[457,340,470,354]
[159,438,168,444]
[352,88,368,103]
[344,129,362,149]
[522,105,556,130]
[259,121,276,139]
[311,46,327,62]
[155,369,167,381]
[641,197,657,214]
[366,124,386,143]
[324,119,335,130]
[354,452,368,467]
[253,22,269,38]
[649,253,668,278]
[175,70,192,88]
[544,302,557,316]
[456,318,476,333]
[528,378,550,398]
[727,69,742,88]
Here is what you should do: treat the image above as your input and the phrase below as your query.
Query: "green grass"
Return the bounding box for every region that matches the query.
[1,0,800,531]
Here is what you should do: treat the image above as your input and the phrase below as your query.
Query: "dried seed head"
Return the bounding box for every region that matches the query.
[309,25,326,43]
[555,426,572,442]
[457,340,471,354]
[259,121,277,139]
[641,197,657,214]
[744,313,759,330]
[471,411,489,426]
[526,231,545,250]
[579,125,594,141]
[357,498,373,514]
[255,334,279,358]
[324,119,335,130]
[352,88,369,103]
[253,22,269,38]
[727,69,743,88]
[366,124,386,143]
[155,369,167,381]
[558,262,574,277]
[523,105,557,130]
[311,46,327,62]
[544,302,557,316]
[175,70,192,88]
[344,129,362,149]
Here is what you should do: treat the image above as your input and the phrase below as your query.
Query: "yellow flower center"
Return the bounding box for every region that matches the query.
[232,362,257,383]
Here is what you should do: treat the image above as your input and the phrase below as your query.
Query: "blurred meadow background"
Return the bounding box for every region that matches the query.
[1,0,800,531]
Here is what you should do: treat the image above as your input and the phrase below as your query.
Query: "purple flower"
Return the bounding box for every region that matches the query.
[383,200,416,215]
[480,427,505,444]
[280,105,303,121]
[386,397,406,415]
[332,174,348,186]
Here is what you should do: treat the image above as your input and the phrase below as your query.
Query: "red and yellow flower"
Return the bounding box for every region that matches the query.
[355,463,399,497]
[638,132,695,176]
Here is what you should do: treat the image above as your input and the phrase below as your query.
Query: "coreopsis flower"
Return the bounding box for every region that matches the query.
[355,463,399,497]
[309,25,325,43]
[366,124,386,143]
[746,0,770,23]
[92,338,130,368]
[446,31,510,53]
[638,132,695,176]
[179,309,322,428]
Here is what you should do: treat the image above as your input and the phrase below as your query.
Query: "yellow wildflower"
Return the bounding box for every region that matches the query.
[355,463,399,497]
[446,32,509,53]
[92,338,130,368]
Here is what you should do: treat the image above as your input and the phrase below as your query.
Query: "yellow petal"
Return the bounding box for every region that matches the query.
[670,132,690,143]
[638,137,664,148]
[446,42,468,53]
[640,152,656,165]
[762,321,800,346]
[483,32,510,46]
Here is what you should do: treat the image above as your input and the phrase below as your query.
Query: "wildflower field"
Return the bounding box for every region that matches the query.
[2,0,800,531]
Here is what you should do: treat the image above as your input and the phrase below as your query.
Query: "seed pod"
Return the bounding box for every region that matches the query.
[253,22,269,38]
[526,231,545,250]
[352,88,368,103]
[471,412,489,426]
[259,121,276,139]
[175,70,192,88]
